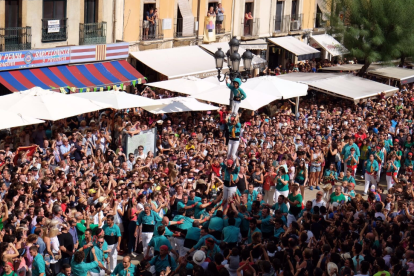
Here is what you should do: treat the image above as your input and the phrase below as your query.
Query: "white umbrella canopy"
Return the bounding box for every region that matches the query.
[145,76,218,95]
[241,75,308,99]
[0,109,45,130]
[0,87,111,121]
[71,90,157,110]
[142,97,219,114]
[192,80,281,111]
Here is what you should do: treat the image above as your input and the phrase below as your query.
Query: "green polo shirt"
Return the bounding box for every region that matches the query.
[136,211,163,226]
[32,254,45,276]
[330,192,346,203]
[71,258,98,276]
[247,227,261,244]
[172,215,193,230]
[276,174,289,191]
[259,215,273,233]
[149,255,177,273]
[111,263,136,276]
[90,246,105,274]
[102,224,121,237]
[76,221,98,243]
[223,225,240,243]
[208,216,224,231]
[148,235,172,252]
[185,227,201,241]
[153,222,173,238]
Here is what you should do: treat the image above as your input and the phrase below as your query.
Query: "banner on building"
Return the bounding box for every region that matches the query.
[203,16,216,43]
[0,42,129,71]
[126,128,157,158]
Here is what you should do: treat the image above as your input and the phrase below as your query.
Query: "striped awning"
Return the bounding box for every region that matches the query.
[0,60,145,92]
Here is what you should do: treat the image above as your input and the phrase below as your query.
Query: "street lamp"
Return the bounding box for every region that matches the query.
[214,36,253,110]
[214,37,253,83]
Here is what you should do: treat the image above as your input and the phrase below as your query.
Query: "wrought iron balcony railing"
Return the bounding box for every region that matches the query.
[140,19,164,41]
[242,18,260,37]
[80,21,107,45]
[0,26,31,52]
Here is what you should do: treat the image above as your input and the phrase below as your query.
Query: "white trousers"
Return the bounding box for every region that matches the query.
[287,214,296,227]
[174,237,186,256]
[90,270,106,276]
[223,186,237,202]
[275,190,289,200]
[364,173,377,193]
[376,164,382,182]
[232,100,241,114]
[107,243,118,272]
[227,139,239,160]
[386,175,396,190]
[264,188,276,205]
[142,232,153,258]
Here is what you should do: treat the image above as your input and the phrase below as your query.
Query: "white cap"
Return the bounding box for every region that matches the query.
[193,250,206,265]
[370,185,376,191]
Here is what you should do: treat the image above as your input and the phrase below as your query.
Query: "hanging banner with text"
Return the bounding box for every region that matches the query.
[48,20,60,33]
[0,42,129,71]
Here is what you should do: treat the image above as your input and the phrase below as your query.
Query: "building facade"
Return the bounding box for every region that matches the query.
[0,0,122,52]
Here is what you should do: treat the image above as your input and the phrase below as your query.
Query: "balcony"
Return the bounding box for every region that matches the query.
[0,27,31,52]
[140,19,164,41]
[315,13,327,29]
[289,13,303,33]
[241,18,259,39]
[79,22,107,45]
[42,18,67,42]
[216,15,226,34]
[174,18,197,38]
[273,15,290,35]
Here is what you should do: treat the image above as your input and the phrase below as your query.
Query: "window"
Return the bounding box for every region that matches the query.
[208,1,218,10]
[42,0,67,41]
[5,0,21,28]
[274,1,283,31]
[43,0,66,19]
[84,0,98,23]
[291,0,298,18]
[245,2,254,16]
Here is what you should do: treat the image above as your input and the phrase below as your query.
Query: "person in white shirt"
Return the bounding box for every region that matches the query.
[127,153,135,171]
[136,145,147,159]
[312,191,327,208]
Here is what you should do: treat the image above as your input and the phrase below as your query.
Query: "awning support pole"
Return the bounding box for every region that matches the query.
[295,96,300,118]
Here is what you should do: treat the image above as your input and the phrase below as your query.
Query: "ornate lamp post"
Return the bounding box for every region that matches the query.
[214,37,253,107]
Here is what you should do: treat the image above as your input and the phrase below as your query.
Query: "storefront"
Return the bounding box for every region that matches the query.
[267,36,320,70]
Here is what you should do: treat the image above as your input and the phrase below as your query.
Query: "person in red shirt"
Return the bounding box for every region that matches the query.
[355,128,367,148]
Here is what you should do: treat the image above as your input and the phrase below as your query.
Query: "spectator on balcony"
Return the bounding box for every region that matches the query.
[244,11,253,35]
[207,6,216,17]
[216,3,225,33]
[144,8,155,40]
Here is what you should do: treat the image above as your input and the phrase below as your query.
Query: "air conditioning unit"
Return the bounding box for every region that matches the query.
[290,20,300,31]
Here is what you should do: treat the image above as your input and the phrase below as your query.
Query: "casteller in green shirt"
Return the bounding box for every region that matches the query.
[330,192,346,203]
[288,193,302,211]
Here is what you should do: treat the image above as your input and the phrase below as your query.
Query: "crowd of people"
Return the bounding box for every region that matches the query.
[0,77,413,276]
